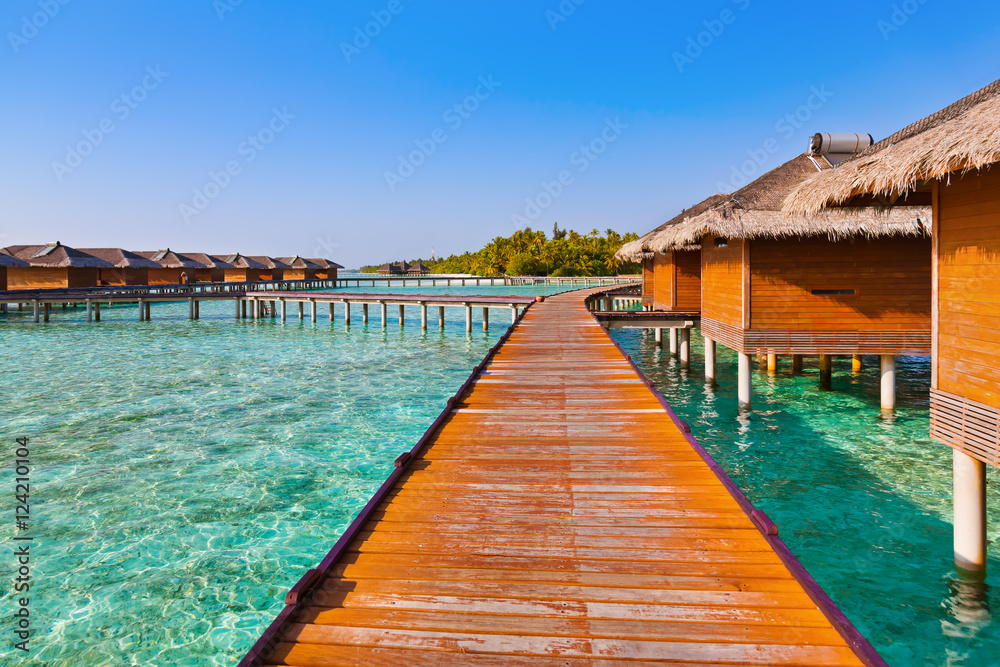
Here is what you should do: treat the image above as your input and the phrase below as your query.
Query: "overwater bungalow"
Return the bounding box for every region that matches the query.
[136,249,206,285]
[377,261,410,275]
[183,253,235,283]
[0,251,29,290]
[305,258,342,280]
[785,78,1000,578]
[654,152,931,409]
[2,242,112,289]
[276,256,323,281]
[407,261,431,275]
[246,256,289,281]
[79,248,161,286]
[222,253,267,282]
[616,194,726,312]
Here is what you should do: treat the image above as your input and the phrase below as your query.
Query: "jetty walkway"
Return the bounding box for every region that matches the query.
[241,288,882,666]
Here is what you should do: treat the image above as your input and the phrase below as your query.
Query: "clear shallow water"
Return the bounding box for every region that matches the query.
[0,288,558,666]
[613,327,1000,667]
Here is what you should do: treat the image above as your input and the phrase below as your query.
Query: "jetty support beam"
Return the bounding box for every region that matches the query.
[881,355,896,411]
[705,338,716,381]
[738,352,752,410]
[954,450,987,576]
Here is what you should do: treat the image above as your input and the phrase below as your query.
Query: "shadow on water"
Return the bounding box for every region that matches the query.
[612,327,1000,667]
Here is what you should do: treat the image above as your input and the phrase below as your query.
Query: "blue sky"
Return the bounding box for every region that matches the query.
[1,1,999,268]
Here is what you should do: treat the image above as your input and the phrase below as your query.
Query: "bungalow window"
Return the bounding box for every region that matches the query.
[713,237,729,248]
[811,289,856,296]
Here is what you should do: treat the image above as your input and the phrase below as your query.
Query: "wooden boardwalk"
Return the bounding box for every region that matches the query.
[242,289,882,666]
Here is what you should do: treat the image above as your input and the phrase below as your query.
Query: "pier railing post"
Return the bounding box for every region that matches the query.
[954,449,987,575]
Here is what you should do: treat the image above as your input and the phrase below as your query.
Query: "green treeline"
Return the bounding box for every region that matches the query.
[361,224,640,276]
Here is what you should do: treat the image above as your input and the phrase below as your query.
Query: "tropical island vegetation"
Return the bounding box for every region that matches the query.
[360,225,641,276]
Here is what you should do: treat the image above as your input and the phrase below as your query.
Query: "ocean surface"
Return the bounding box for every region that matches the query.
[1,287,997,665]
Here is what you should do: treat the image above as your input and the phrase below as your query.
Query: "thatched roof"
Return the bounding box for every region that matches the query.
[786,77,1000,214]
[615,194,726,262]
[136,249,207,269]
[79,248,161,269]
[0,250,29,267]
[4,243,114,268]
[307,258,344,270]
[247,256,291,270]
[183,253,235,269]
[651,154,930,250]
[277,256,322,270]
[224,253,268,270]
[407,262,431,273]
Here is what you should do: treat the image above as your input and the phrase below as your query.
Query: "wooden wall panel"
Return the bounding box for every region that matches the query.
[937,168,1000,409]
[674,249,702,311]
[651,253,674,310]
[701,235,744,327]
[641,258,654,305]
[99,268,148,286]
[7,268,69,289]
[749,236,931,331]
[148,268,184,285]
[0,267,6,291]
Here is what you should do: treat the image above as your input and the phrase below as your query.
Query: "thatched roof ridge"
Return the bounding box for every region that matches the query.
[182,253,235,269]
[276,256,322,270]
[408,261,431,273]
[136,249,207,269]
[652,154,931,250]
[786,77,1000,214]
[615,193,726,262]
[5,243,114,268]
[307,258,344,270]
[0,249,29,267]
[247,256,291,270]
[224,253,268,269]
[79,248,161,269]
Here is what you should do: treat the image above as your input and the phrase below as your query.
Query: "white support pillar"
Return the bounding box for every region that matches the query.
[188,298,195,320]
[669,328,678,356]
[138,299,145,321]
[398,304,405,327]
[280,299,286,322]
[954,450,988,575]
[345,302,351,326]
[952,449,986,575]
[420,303,428,330]
[465,304,472,333]
[881,355,896,410]
[380,302,387,328]
[235,298,241,320]
[655,328,663,348]
[511,305,517,323]
[86,300,93,323]
[482,307,489,332]
[362,303,369,324]
[310,300,317,323]
[738,353,752,410]
[439,306,446,329]
[679,328,690,369]
[298,301,304,321]
[704,338,716,381]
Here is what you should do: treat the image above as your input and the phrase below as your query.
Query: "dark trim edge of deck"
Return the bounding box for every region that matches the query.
[594,313,888,667]
[237,299,540,667]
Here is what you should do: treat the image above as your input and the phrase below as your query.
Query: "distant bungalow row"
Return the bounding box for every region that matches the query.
[375,260,432,275]
[617,77,1000,578]
[0,242,342,290]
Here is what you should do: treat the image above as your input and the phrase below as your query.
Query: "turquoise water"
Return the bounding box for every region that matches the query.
[613,327,1000,667]
[0,286,560,666]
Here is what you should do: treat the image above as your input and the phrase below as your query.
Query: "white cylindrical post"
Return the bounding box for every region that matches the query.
[465,304,472,333]
[398,304,405,327]
[280,299,286,322]
[439,305,445,329]
[881,355,896,410]
[954,450,988,575]
[345,301,351,325]
[705,338,716,381]
[380,302,387,328]
[679,328,690,369]
[242,300,247,319]
[138,299,145,321]
[421,303,428,330]
[235,298,241,320]
[86,300,93,322]
[738,353,752,410]
[511,306,517,323]
[269,300,275,319]
[188,299,195,320]
[298,302,304,321]
[655,328,663,348]
[483,307,489,332]
[310,300,317,323]
[669,328,678,356]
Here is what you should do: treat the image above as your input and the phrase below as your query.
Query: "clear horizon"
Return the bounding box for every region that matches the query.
[2,1,999,268]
